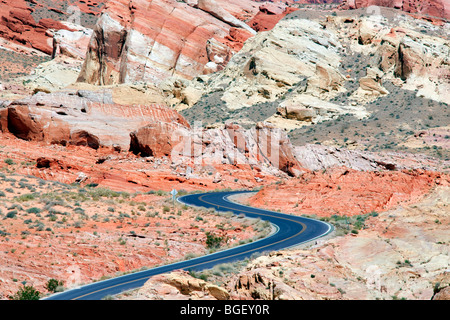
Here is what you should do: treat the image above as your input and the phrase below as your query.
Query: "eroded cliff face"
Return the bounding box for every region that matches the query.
[76,0,263,85]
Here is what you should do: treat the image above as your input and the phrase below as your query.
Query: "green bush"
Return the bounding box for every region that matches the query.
[4,158,14,165]
[205,231,224,249]
[10,285,41,300]
[45,279,64,293]
[5,210,17,219]
[26,207,41,214]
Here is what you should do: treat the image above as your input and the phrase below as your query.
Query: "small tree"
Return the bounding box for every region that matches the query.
[45,279,64,293]
[10,285,41,300]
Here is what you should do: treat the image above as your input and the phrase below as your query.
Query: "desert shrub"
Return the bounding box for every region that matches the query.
[188,270,209,281]
[4,158,14,165]
[205,231,224,249]
[73,221,83,228]
[35,223,45,231]
[5,210,17,219]
[16,193,36,202]
[10,285,41,300]
[45,279,64,293]
[73,207,85,214]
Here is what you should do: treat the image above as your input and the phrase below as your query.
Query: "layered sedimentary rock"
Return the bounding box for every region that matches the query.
[77,0,261,85]
[176,17,346,112]
[294,144,399,171]
[51,23,93,59]
[0,0,104,55]
[0,91,189,149]
[0,0,72,55]
[248,167,448,217]
[131,121,304,177]
[340,0,450,20]
[0,91,302,177]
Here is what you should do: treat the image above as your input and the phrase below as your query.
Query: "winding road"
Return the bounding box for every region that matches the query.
[44,190,333,300]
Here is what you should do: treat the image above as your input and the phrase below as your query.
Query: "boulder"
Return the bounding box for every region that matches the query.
[358,68,389,95]
[129,121,189,158]
[134,271,231,300]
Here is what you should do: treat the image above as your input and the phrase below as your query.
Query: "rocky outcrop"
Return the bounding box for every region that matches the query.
[196,0,256,35]
[51,23,93,60]
[77,0,260,85]
[175,8,450,130]
[339,0,450,21]
[129,121,188,157]
[248,3,299,32]
[373,27,450,103]
[276,94,369,124]
[293,144,397,171]
[132,121,304,177]
[248,167,448,217]
[172,17,346,114]
[0,91,302,177]
[0,91,189,150]
[433,286,450,300]
[128,270,230,300]
[0,1,72,55]
[253,122,304,177]
[0,0,104,55]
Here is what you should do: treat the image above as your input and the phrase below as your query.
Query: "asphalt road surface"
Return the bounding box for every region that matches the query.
[44,190,332,300]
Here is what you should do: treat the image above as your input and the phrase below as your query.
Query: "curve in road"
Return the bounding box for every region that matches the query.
[44,190,333,300]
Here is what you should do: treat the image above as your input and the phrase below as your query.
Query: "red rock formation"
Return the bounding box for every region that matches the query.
[0,0,104,55]
[340,0,450,21]
[129,121,303,177]
[77,0,263,85]
[248,4,299,32]
[252,122,304,177]
[0,91,189,150]
[130,121,189,157]
[248,167,449,217]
